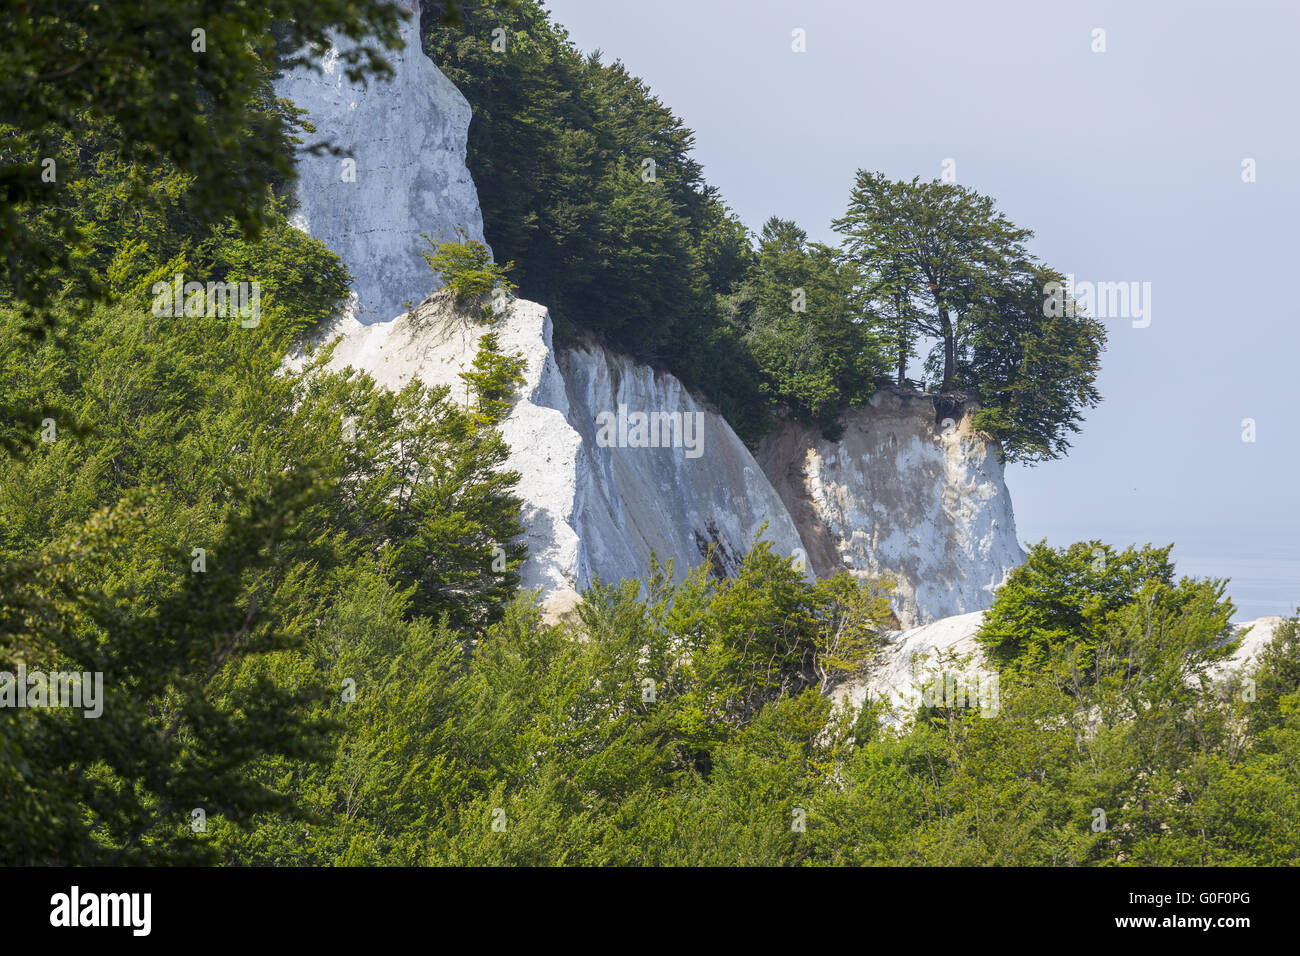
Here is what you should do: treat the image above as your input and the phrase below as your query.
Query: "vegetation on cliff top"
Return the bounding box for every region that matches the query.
[2,0,1293,869]
[422,0,1104,460]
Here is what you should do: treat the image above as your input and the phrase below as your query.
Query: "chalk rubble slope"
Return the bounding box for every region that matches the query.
[833,611,1289,726]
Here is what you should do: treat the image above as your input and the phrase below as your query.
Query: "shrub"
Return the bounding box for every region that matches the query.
[421,228,515,309]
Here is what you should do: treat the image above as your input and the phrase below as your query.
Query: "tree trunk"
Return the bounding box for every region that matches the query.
[894,293,907,386]
[926,279,955,392]
[939,305,955,391]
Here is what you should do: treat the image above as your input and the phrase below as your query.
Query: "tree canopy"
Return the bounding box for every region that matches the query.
[834,173,1106,462]
[424,3,1104,458]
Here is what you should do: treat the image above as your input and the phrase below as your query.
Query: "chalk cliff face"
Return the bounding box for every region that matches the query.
[299,296,806,616]
[758,393,1025,627]
[831,611,994,725]
[277,10,1026,624]
[558,344,808,593]
[274,1,485,322]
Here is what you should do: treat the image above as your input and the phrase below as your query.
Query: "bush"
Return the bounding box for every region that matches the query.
[421,229,514,308]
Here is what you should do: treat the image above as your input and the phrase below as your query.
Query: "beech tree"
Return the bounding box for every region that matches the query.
[834,173,1036,391]
[735,217,887,429]
[0,0,408,458]
[962,263,1105,462]
[0,289,527,861]
[976,541,1237,685]
[834,172,1104,461]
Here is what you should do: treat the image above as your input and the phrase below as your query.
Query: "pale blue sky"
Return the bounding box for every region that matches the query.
[543,0,1300,617]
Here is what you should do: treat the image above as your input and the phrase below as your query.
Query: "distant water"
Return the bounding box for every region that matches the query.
[1030,527,1299,622]
[1167,531,1300,621]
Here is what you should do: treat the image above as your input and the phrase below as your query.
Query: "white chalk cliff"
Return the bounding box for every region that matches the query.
[275,0,485,322]
[275,8,1026,624]
[558,344,809,594]
[758,393,1025,627]
[297,297,809,616]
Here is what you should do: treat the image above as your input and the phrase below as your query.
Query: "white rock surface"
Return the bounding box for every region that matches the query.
[758,391,1026,628]
[1207,616,1288,681]
[291,293,581,612]
[277,13,1030,625]
[275,1,485,323]
[297,295,805,615]
[558,343,809,592]
[834,611,1290,726]
[832,612,995,724]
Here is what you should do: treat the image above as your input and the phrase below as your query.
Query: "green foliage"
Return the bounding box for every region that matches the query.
[804,564,1298,867]
[421,230,515,308]
[1,0,405,317]
[458,332,527,426]
[731,217,888,432]
[207,563,469,865]
[0,257,525,859]
[0,29,529,850]
[977,540,1236,686]
[834,172,1105,461]
[215,541,894,865]
[0,481,337,865]
[962,264,1105,463]
[422,0,765,435]
[0,1,404,461]
[834,172,1032,391]
[207,534,1300,868]
[1243,617,1300,739]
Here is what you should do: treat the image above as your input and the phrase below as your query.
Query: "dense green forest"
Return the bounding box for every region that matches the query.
[422,0,1104,458]
[1,1,1297,866]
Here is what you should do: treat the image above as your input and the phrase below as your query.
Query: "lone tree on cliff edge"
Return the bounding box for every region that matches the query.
[834,172,1105,464]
